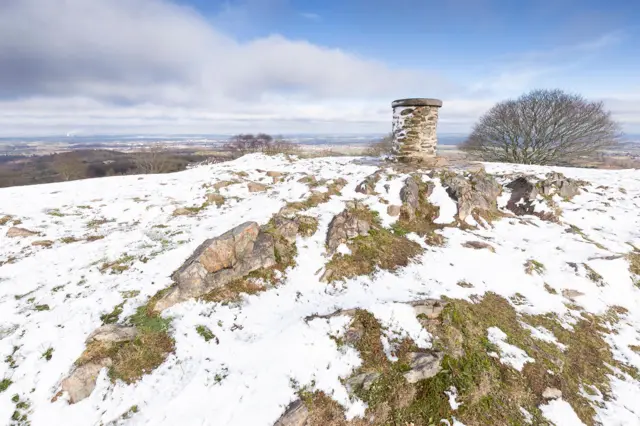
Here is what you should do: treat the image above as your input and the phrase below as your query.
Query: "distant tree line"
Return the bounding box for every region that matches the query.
[223,133,300,157]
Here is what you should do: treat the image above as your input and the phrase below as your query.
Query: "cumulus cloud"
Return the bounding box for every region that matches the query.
[0,0,636,136]
[0,0,458,135]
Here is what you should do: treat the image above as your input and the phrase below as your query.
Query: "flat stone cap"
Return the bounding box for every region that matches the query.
[392,98,443,108]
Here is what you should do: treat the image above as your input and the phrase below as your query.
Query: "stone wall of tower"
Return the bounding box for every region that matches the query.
[391,98,442,162]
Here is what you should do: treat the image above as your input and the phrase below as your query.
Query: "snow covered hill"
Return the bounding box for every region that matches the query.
[1,154,639,426]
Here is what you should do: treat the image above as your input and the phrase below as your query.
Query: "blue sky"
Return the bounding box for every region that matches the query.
[0,0,638,136]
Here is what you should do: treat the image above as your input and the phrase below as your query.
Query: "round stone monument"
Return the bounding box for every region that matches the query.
[391,98,443,163]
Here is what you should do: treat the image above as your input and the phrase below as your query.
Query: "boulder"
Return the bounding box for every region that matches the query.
[441,171,501,222]
[212,181,236,191]
[461,241,496,252]
[387,205,401,217]
[273,399,309,426]
[270,215,299,244]
[355,171,382,195]
[539,172,582,199]
[154,222,276,311]
[6,227,38,238]
[346,371,381,394]
[542,387,562,400]
[410,299,446,319]
[86,325,137,344]
[326,204,371,254]
[32,240,54,247]
[172,207,193,216]
[248,182,268,193]
[505,177,556,222]
[403,351,444,383]
[61,358,112,404]
[399,177,420,221]
[206,193,225,206]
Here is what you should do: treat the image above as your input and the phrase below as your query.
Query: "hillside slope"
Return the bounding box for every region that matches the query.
[1,154,639,426]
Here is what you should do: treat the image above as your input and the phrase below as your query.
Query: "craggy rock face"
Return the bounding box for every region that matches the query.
[441,171,502,222]
[273,399,309,426]
[325,204,372,255]
[61,358,113,404]
[155,222,276,311]
[355,171,382,195]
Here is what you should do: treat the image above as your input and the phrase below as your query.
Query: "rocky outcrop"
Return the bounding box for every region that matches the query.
[399,177,420,221]
[441,171,501,223]
[409,299,446,319]
[325,203,371,255]
[387,205,401,217]
[60,325,138,403]
[355,171,382,195]
[154,222,277,311]
[248,182,268,193]
[273,399,309,426]
[155,216,303,311]
[61,358,112,404]
[539,172,583,199]
[346,371,381,394]
[86,325,138,344]
[6,227,38,238]
[403,351,444,383]
[505,176,566,221]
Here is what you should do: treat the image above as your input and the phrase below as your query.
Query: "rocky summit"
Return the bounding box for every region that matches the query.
[1,153,639,426]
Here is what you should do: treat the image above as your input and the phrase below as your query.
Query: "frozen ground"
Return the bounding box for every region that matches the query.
[0,154,639,425]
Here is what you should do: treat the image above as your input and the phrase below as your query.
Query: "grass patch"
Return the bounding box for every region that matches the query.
[85,235,105,242]
[47,209,65,217]
[100,254,135,274]
[296,216,319,237]
[201,270,271,304]
[101,302,125,324]
[196,325,217,343]
[583,264,605,286]
[396,177,443,240]
[87,218,113,228]
[567,225,607,250]
[42,347,54,361]
[285,178,348,212]
[60,236,80,244]
[628,251,640,288]
[324,206,422,282]
[524,259,545,275]
[0,378,11,392]
[34,304,50,311]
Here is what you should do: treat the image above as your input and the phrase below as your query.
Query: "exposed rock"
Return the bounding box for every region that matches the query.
[206,193,225,206]
[462,241,496,252]
[505,177,556,222]
[32,240,54,247]
[270,215,299,244]
[296,216,319,238]
[387,205,401,217]
[539,172,583,199]
[542,387,562,400]
[61,358,112,404]
[355,171,382,195]
[403,351,444,383]
[273,399,309,426]
[172,207,193,216]
[86,325,137,344]
[562,289,584,300]
[212,180,236,191]
[399,177,420,221]
[346,371,381,394]
[409,299,446,319]
[6,227,38,238]
[325,203,371,255]
[267,171,284,183]
[441,171,501,223]
[248,182,268,193]
[154,222,277,311]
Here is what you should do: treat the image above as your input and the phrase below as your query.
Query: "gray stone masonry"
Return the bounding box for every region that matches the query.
[392,98,443,163]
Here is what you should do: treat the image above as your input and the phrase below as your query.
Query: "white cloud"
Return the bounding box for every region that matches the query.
[0,0,636,136]
[300,12,321,21]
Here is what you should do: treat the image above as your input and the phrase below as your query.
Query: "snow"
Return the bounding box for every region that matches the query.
[540,399,585,426]
[445,386,460,410]
[487,327,535,371]
[0,154,640,425]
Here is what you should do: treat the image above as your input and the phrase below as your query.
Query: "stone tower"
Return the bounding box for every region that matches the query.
[391,98,443,163]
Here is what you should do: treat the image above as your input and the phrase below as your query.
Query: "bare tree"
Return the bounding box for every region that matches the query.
[461,89,621,165]
[134,145,171,174]
[365,133,393,156]
[52,152,86,181]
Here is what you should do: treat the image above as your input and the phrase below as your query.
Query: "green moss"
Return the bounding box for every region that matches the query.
[196,325,217,342]
[101,302,125,324]
[0,378,11,392]
[34,304,50,311]
[42,347,54,361]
